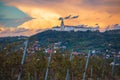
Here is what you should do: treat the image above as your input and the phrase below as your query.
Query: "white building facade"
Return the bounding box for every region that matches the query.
[52,25,99,32]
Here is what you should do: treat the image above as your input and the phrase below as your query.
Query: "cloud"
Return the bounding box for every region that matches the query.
[105,24,120,30]
[0,27,36,37]
[0,14,5,19]
[13,28,30,33]
[0,0,120,36]
[0,24,6,30]
[1,0,65,5]
[71,15,79,19]
[108,15,113,18]
[0,2,32,27]
[112,24,120,30]
[80,0,120,7]
[35,29,42,32]
[96,18,100,20]
[0,17,32,27]
[1,0,120,14]
[0,23,44,37]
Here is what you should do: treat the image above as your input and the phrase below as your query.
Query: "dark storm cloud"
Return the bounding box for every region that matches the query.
[64,15,71,19]
[71,15,79,19]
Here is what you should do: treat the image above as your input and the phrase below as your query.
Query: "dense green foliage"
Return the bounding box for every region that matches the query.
[0,36,27,44]
[30,30,120,52]
[0,50,120,80]
[0,30,120,80]
[0,36,27,51]
[1,30,120,52]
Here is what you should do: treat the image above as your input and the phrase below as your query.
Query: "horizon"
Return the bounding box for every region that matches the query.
[0,0,120,37]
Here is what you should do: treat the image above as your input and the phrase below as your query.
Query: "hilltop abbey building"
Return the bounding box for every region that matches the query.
[52,19,99,32]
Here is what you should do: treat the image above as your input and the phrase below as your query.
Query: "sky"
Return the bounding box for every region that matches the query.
[0,0,120,37]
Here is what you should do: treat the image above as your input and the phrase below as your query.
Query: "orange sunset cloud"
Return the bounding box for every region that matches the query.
[0,0,120,36]
[9,0,120,28]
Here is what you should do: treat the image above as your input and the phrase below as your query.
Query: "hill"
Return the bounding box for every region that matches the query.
[0,36,27,50]
[30,30,120,52]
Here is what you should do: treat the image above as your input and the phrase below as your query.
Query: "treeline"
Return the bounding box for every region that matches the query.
[30,30,120,52]
[1,30,120,52]
[0,50,120,80]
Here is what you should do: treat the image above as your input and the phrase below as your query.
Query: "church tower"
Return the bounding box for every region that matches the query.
[61,19,65,31]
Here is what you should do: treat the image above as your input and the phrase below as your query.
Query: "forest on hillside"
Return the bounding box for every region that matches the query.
[30,30,120,52]
[0,30,120,80]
